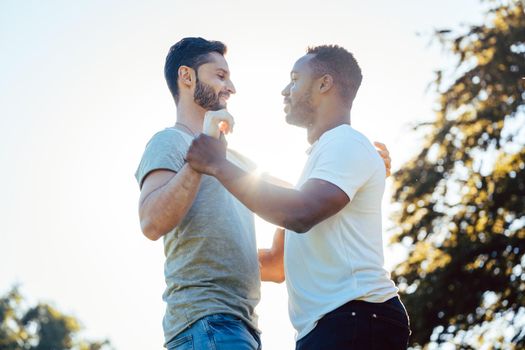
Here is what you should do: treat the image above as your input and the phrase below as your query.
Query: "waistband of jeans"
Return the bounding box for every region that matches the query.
[332,296,405,315]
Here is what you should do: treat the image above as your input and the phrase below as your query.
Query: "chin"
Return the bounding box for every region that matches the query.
[209,104,226,111]
[285,113,303,127]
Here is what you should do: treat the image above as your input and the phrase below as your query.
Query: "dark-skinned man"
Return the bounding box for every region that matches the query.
[186,45,410,350]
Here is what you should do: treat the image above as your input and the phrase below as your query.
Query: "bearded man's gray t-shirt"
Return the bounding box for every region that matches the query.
[135,128,260,344]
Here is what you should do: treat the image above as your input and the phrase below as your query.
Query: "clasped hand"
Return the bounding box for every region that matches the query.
[186,134,228,176]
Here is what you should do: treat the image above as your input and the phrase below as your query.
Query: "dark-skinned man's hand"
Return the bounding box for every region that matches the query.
[186,133,228,176]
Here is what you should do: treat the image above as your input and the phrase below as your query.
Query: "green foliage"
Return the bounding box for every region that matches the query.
[391,0,525,348]
[0,287,113,350]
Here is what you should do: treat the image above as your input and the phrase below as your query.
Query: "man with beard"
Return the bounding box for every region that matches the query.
[136,38,393,350]
[135,37,261,350]
[186,45,410,349]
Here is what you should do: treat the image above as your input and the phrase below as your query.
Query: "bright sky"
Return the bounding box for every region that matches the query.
[0,1,486,349]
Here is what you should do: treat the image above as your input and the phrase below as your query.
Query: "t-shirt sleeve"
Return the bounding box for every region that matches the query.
[307,137,381,200]
[134,130,188,189]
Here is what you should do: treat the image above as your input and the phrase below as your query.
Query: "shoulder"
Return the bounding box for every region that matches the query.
[135,128,189,187]
[143,128,191,152]
[318,125,371,153]
[148,128,189,145]
[316,126,383,171]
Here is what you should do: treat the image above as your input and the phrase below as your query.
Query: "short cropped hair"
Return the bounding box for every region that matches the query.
[164,37,227,103]
[306,45,363,107]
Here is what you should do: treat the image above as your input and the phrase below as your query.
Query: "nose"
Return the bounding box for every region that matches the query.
[281,83,290,97]
[227,79,236,94]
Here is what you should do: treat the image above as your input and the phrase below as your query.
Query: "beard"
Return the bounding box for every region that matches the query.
[194,78,226,111]
[285,91,316,128]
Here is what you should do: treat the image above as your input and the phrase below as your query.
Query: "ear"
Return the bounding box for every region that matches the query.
[319,74,334,94]
[178,65,195,88]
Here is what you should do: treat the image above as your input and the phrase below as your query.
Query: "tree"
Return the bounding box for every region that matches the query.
[0,287,113,350]
[390,0,525,348]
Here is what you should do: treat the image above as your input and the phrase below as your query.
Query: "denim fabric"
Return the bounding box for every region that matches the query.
[166,314,261,350]
[296,297,410,350]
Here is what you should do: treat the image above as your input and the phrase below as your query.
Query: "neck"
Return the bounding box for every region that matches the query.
[307,112,351,144]
[175,99,206,134]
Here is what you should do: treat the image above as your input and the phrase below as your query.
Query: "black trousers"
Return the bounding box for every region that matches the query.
[296,297,410,350]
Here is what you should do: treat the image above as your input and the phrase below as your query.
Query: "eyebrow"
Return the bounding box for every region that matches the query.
[216,68,229,75]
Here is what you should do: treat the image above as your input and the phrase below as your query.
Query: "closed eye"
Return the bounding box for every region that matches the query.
[217,68,229,80]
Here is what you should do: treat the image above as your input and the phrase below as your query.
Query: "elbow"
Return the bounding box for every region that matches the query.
[139,207,181,241]
[279,205,317,233]
[283,215,314,234]
[274,271,285,284]
[268,276,285,284]
[287,222,312,234]
[140,218,164,241]
[262,269,285,284]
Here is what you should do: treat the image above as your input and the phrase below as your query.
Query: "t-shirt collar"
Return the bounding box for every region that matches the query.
[305,124,351,155]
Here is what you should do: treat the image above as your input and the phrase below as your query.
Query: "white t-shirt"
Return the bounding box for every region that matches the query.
[284,124,399,340]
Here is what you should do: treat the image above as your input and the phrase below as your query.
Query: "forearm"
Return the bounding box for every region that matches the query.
[139,164,201,240]
[213,160,312,232]
[186,134,347,231]
[259,249,285,282]
[260,173,293,188]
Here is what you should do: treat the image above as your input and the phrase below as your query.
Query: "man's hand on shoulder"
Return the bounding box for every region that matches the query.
[374,141,391,177]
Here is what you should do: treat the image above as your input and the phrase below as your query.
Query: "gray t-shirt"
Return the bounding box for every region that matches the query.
[135,128,261,344]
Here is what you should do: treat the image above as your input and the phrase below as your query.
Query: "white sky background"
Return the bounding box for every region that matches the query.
[0,1,486,349]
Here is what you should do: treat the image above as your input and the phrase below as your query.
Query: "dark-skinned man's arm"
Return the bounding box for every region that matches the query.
[186,134,349,233]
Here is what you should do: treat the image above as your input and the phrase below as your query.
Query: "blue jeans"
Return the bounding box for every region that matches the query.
[296,297,410,350]
[166,314,261,350]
